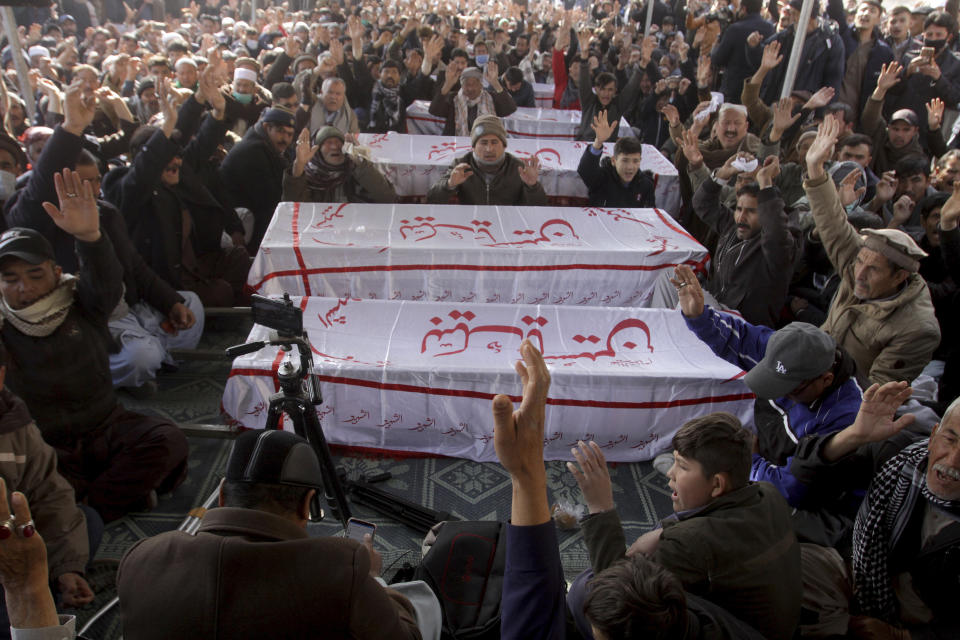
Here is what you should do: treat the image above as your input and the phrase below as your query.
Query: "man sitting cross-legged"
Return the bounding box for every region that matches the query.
[0,170,187,523]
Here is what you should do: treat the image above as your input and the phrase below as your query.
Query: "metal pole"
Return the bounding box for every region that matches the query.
[1,7,38,122]
[644,0,655,37]
[779,0,815,99]
[250,0,258,24]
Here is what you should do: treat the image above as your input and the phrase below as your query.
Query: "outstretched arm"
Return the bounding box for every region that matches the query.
[496,341,566,640]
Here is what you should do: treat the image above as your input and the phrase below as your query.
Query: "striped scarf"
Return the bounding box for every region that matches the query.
[852,440,960,620]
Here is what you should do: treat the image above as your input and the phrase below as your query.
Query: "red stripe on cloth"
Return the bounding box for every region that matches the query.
[227,368,754,409]
[249,259,707,292]
[291,203,312,296]
[505,129,576,139]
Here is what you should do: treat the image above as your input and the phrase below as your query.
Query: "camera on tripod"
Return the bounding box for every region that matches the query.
[226,294,452,533]
[226,294,347,525]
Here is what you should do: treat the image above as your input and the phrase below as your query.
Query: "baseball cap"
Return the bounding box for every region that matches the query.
[742,323,836,399]
[0,228,56,265]
[225,429,324,489]
[261,107,296,128]
[890,109,919,127]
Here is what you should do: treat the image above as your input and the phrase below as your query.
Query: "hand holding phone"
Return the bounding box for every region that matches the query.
[346,517,377,543]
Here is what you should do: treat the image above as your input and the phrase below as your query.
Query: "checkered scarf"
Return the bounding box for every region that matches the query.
[852,440,960,620]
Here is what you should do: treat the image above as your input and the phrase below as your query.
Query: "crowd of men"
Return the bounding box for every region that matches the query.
[0,0,957,637]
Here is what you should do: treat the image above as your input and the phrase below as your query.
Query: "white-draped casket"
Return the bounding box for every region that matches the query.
[223,297,754,462]
[405,100,630,139]
[355,132,680,214]
[248,203,708,304]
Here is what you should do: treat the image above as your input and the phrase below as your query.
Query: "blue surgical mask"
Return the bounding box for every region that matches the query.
[233,91,253,104]
[475,54,489,66]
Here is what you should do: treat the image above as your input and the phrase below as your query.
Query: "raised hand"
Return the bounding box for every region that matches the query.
[874,61,902,97]
[756,155,780,188]
[770,97,800,137]
[485,60,502,91]
[292,127,318,177]
[42,169,101,243]
[696,53,712,87]
[447,162,473,188]
[62,78,97,136]
[760,40,782,71]
[577,29,592,59]
[890,195,915,228]
[284,35,301,59]
[927,97,945,130]
[158,77,178,137]
[424,34,444,63]
[746,30,763,48]
[803,86,835,111]
[492,340,551,526]
[671,264,704,317]
[838,168,865,207]
[567,440,615,514]
[806,114,841,179]
[847,382,914,446]
[874,170,896,204]
[328,38,345,66]
[518,155,541,186]
[679,128,703,168]
[591,110,615,147]
[441,65,462,94]
[0,477,59,630]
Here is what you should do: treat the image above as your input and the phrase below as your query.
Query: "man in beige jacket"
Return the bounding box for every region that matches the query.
[802,115,941,385]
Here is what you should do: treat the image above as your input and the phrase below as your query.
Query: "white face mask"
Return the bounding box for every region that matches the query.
[246,38,259,49]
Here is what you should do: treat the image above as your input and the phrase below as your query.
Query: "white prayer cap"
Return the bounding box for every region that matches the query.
[234,67,258,83]
[28,45,49,58]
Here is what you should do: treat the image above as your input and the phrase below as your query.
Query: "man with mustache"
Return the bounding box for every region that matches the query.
[804,115,940,385]
[789,389,960,639]
[656,133,798,328]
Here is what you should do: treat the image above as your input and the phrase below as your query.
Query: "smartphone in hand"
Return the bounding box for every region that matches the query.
[346,517,377,543]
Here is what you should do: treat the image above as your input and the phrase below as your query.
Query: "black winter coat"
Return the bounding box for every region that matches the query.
[576,145,655,208]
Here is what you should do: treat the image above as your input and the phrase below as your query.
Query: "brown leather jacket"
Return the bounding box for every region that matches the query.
[117,506,422,640]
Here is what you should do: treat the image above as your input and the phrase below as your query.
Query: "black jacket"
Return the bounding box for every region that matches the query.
[691,179,799,327]
[103,98,242,288]
[750,24,846,106]
[1,235,123,445]
[711,13,776,103]
[576,145,655,208]
[219,121,289,250]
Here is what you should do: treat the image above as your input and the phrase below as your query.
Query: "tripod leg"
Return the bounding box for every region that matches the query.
[264,400,284,432]
[289,402,352,527]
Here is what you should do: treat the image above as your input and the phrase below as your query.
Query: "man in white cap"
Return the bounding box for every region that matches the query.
[804,115,940,385]
[426,114,545,206]
[174,56,199,92]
